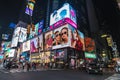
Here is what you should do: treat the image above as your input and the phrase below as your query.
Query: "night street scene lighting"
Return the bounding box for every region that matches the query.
[0,0,120,80]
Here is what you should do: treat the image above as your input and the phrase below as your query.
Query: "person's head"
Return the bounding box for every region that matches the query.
[61,27,68,43]
[73,29,79,40]
[54,31,61,42]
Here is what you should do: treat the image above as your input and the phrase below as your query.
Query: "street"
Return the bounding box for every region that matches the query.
[0,69,119,80]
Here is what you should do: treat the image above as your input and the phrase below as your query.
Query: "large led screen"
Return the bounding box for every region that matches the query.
[30,37,38,53]
[22,40,30,52]
[29,24,38,39]
[13,27,21,38]
[50,3,76,26]
[8,49,15,57]
[52,24,71,49]
[38,34,43,51]
[19,27,27,42]
[38,20,44,35]
[11,37,19,47]
[84,37,95,52]
[45,31,53,51]
[25,1,35,16]
[69,25,84,51]
[2,42,11,51]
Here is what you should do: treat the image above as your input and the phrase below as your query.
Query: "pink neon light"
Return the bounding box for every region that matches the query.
[53,18,77,28]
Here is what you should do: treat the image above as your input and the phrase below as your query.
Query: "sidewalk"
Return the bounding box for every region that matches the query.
[9,68,63,73]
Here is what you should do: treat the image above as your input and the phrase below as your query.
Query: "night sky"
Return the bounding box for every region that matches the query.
[0,0,24,28]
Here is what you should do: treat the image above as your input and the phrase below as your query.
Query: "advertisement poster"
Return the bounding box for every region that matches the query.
[25,0,35,16]
[50,3,76,26]
[84,37,95,52]
[45,31,53,51]
[38,34,43,51]
[22,40,30,52]
[38,20,44,35]
[8,49,15,57]
[69,26,84,51]
[52,24,70,49]
[30,37,38,53]
[19,27,27,42]
[56,49,65,58]
[11,37,19,47]
[13,27,21,38]
[29,24,38,39]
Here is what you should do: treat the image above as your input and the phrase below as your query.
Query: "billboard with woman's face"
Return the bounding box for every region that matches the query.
[44,31,53,51]
[30,37,38,53]
[52,24,71,49]
[69,26,84,51]
[38,34,43,51]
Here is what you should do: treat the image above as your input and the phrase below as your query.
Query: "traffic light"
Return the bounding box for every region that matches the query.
[32,24,35,31]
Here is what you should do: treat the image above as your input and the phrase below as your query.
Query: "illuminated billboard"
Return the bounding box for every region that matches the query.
[1,42,11,51]
[30,37,38,53]
[22,40,30,52]
[38,20,44,35]
[52,24,71,49]
[2,34,9,40]
[19,27,27,42]
[25,0,35,16]
[69,26,84,51]
[38,34,43,51]
[11,37,19,47]
[44,31,53,51]
[84,37,96,52]
[13,27,21,38]
[29,24,38,39]
[50,3,77,26]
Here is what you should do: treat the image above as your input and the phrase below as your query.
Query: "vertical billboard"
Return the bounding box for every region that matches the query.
[38,20,44,35]
[38,34,43,51]
[22,40,30,52]
[30,37,38,53]
[19,27,27,42]
[52,24,71,49]
[25,0,35,16]
[69,25,84,51]
[50,3,77,26]
[29,24,38,39]
[44,31,53,51]
[84,37,96,52]
[11,37,19,47]
[11,27,21,47]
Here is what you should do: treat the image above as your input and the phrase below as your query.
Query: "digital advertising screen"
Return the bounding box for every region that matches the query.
[20,52,30,62]
[3,42,11,51]
[38,20,44,35]
[69,25,84,51]
[2,34,9,40]
[22,40,30,52]
[50,3,76,26]
[29,24,38,39]
[45,31,53,51]
[6,49,15,57]
[30,37,38,53]
[55,49,65,58]
[13,27,21,38]
[25,0,35,16]
[84,37,96,52]
[19,27,27,42]
[38,34,43,51]
[52,24,71,49]
[11,37,19,47]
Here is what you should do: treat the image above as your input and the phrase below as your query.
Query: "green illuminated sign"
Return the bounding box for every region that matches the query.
[85,52,96,59]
